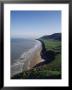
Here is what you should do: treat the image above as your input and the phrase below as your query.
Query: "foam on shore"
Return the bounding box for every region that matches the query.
[11,40,43,77]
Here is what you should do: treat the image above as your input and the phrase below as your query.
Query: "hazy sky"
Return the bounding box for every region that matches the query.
[11,11,61,39]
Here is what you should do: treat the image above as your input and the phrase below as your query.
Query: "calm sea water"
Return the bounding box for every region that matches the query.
[11,39,35,65]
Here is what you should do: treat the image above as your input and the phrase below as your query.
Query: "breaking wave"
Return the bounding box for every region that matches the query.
[11,40,42,77]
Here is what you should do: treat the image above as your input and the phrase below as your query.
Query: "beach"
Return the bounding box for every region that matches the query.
[11,39,42,77]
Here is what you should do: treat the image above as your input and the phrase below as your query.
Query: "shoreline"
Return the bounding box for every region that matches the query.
[11,40,43,77]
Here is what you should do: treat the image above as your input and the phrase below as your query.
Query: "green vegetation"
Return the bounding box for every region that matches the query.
[40,38,61,52]
[12,37,61,79]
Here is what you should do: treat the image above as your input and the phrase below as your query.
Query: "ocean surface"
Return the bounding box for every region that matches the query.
[11,38,36,65]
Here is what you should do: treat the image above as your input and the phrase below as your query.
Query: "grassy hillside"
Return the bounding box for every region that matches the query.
[40,33,61,41]
[12,34,61,79]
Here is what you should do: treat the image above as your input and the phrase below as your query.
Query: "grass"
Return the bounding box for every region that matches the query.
[12,38,61,79]
[40,38,61,52]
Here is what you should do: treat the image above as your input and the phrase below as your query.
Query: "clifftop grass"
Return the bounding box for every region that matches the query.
[12,38,61,79]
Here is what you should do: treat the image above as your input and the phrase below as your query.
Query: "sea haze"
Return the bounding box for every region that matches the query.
[11,38,35,65]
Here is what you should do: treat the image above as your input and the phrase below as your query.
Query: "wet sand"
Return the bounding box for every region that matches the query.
[11,40,43,77]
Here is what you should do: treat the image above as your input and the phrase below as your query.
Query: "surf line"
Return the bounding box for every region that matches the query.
[11,40,43,77]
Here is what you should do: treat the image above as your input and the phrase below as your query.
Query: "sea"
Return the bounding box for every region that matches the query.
[11,38,36,65]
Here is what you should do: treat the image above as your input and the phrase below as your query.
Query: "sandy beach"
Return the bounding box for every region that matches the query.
[11,40,43,77]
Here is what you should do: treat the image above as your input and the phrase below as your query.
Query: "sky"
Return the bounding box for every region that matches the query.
[11,11,61,39]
